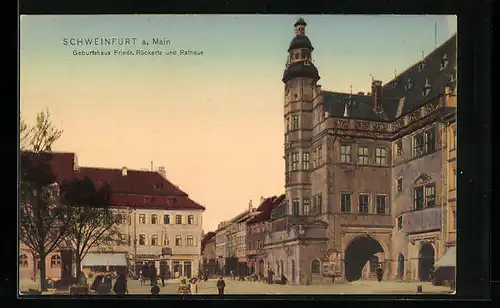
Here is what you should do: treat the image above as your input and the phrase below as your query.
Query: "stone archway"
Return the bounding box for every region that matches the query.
[397,253,405,280]
[418,243,435,281]
[344,235,385,282]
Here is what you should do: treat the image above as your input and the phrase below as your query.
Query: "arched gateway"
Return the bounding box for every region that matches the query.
[418,243,435,281]
[344,235,386,282]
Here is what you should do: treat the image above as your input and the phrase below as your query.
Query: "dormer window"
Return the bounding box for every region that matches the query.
[418,61,426,72]
[405,76,414,91]
[422,78,431,97]
[391,79,399,89]
[440,54,449,70]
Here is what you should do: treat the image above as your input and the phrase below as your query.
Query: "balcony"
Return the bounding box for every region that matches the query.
[403,206,442,234]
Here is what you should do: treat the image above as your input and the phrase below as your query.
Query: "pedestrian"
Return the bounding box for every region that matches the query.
[189,277,198,294]
[151,283,160,295]
[216,276,226,295]
[139,269,145,286]
[149,263,157,286]
[376,265,384,282]
[160,270,166,287]
[113,271,128,295]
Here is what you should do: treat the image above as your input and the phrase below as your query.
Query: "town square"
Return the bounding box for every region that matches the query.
[19,15,456,296]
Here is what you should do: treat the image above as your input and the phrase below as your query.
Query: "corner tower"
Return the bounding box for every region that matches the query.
[283,18,320,217]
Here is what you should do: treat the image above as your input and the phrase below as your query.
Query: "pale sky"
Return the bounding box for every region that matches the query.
[19,15,457,232]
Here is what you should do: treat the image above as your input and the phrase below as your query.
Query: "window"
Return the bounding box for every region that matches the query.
[414,186,424,210]
[164,214,170,224]
[51,255,61,268]
[451,129,456,149]
[128,234,131,246]
[139,214,146,224]
[175,235,182,246]
[128,215,131,225]
[395,140,402,156]
[285,117,290,132]
[311,260,320,274]
[358,147,369,165]
[412,128,435,157]
[312,149,317,168]
[176,215,182,224]
[302,152,310,170]
[375,148,387,166]
[292,199,300,215]
[303,199,311,216]
[151,214,158,224]
[292,153,299,171]
[341,193,351,213]
[397,216,403,230]
[188,215,195,225]
[187,236,194,246]
[376,195,386,214]
[425,184,436,207]
[440,53,449,70]
[340,144,352,163]
[151,235,158,246]
[391,79,399,89]
[405,76,414,91]
[317,146,323,164]
[285,155,289,173]
[359,195,370,213]
[292,115,300,130]
[418,61,426,72]
[315,194,322,214]
[422,78,431,97]
[397,178,403,193]
[19,254,28,268]
[139,234,146,245]
[167,198,177,204]
[453,210,457,230]
[450,65,457,83]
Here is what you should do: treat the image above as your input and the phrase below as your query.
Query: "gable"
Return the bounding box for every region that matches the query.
[413,172,433,186]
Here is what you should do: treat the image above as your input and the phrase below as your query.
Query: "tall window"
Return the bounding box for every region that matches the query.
[424,129,436,154]
[315,194,322,214]
[186,236,194,246]
[375,148,387,166]
[340,145,352,163]
[452,168,457,188]
[285,117,290,132]
[151,214,158,224]
[51,255,61,268]
[397,178,403,193]
[139,214,146,224]
[395,140,402,156]
[453,210,457,230]
[292,153,299,171]
[311,260,320,274]
[425,184,436,207]
[139,234,146,245]
[175,235,182,246]
[302,199,311,216]
[412,133,424,157]
[376,195,386,214]
[414,186,424,210]
[19,255,28,268]
[341,193,351,213]
[164,214,170,224]
[302,152,310,170]
[292,199,300,215]
[397,216,403,230]
[188,215,195,225]
[312,149,317,168]
[317,146,323,164]
[292,115,300,130]
[176,215,182,224]
[413,128,435,157]
[151,235,158,246]
[358,147,369,165]
[359,195,370,214]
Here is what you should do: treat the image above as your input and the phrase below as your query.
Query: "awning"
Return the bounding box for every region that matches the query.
[434,246,456,268]
[82,253,128,267]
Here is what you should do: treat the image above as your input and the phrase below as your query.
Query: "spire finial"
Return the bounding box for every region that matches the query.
[421,50,425,59]
[369,74,374,82]
[394,69,397,78]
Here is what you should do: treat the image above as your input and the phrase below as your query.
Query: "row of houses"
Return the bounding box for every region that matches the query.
[202,18,456,285]
[20,153,205,281]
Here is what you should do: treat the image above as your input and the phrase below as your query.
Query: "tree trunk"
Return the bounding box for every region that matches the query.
[75,256,82,282]
[39,253,47,291]
[32,256,37,282]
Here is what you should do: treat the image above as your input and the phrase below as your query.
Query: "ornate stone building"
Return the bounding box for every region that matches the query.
[262,18,457,284]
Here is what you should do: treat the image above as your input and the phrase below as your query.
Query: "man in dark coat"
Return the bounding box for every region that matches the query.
[376,265,384,282]
[113,272,128,295]
[149,264,157,286]
[216,276,226,295]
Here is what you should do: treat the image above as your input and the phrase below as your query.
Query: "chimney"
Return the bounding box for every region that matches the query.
[248,200,253,212]
[121,167,127,176]
[157,166,166,178]
[371,80,383,110]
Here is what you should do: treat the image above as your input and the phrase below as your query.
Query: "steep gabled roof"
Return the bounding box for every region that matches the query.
[201,231,216,253]
[249,194,285,224]
[39,152,205,211]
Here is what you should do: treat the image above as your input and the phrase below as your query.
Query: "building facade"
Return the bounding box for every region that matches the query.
[261,18,457,285]
[19,152,205,280]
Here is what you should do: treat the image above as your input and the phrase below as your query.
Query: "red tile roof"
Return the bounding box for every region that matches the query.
[44,152,205,211]
[248,194,285,224]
